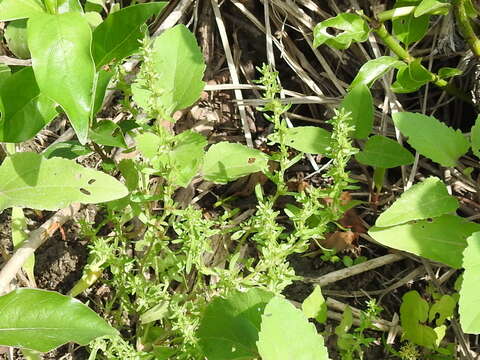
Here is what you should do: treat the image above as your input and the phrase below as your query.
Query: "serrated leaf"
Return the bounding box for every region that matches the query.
[459,232,480,334]
[169,130,207,187]
[42,141,92,160]
[302,285,327,324]
[28,12,95,144]
[92,2,167,68]
[0,288,118,352]
[415,0,451,16]
[340,84,374,139]
[271,126,331,154]
[400,290,437,348]
[470,114,480,158]
[0,0,45,21]
[393,0,430,45]
[0,67,57,143]
[0,152,128,211]
[429,295,456,327]
[350,56,404,89]
[313,13,369,49]
[355,135,414,168]
[369,215,480,268]
[375,177,458,227]
[197,289,273,360]
[132,24,206,116]
[4,19,30,59]
[135,132,161,160]
[89,120,127,148]
[393,112,470,167]
[257,296,329,360]
[202,142,269,184]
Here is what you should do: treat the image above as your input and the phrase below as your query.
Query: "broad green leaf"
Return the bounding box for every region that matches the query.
[89,120,127,148]
[0,152,128,211]
[313,13,369,49]
[28,12,95,144]
[393,112,470,167]
[0,288,117,352]
[391,59,434,93]
[369,215,480,268]
[42,141,92,159]
[429,295,456,327]
[92,2,166,68]
[0,65,10,88]
[335,306,355,350]
[84,11,103,28]
[202,142,269,184]
[0,0,45,21]
[460,232,480,334]
[375,177,458,227]
[169,130,207,187]
[355,135,414,169]
[415,0,451,16]
[350,56,404,89]
[0,67,57,143]
[12,207,34,284]
[302,285,327,324]
[92,68,114,115]
[269,126,331,154]
[257,297,329,360]
[340,84,373,139]
[197,289,273,360]
[470,115,480,158]
[132,24,206,116]
[393,0,430,45]
[135,132,161,160]
[55,0,83,14]
[118,159,139,192]
[400,291,437,348]
[4,19,30,59]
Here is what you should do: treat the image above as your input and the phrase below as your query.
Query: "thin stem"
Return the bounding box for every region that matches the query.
[453,0,480,58]
[377,6,416,22]
[372,23,414,63]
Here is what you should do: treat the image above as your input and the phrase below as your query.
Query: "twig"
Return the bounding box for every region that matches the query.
[303,253,404,286]
[0,56,32,66]
[0,203,81,295]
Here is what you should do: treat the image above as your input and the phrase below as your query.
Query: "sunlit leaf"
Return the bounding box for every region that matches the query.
[0,0,45,21]
[340,84,374,139]
[313,13,369,49]
[460,232,480,334]
[350,56,404,88]
[400,291,437,348]
[355,135,414,169]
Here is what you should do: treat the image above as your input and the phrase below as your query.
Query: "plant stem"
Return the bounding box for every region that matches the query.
[372,23,415,63]
[453,0,480,58]
[377,6,416,22]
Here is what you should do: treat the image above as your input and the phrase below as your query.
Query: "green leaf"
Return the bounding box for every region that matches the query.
[12,207,34,284]
[459,232,480,334]
[350,56,404,89]
[92,2,167,68]
[132,24,206,116]
[0,152,128,211]
[169,130,207,187]
[89,120,127,148]
[355,135,414,168]
[415,0,451,17]
[340,84,374,139]
[400,290,437,348]
[118,159,139,192]
[438,67,463,80]
[0,65,10,89]
[135,132,161,160]
[270,126,331,154]
[313,13,369,49]
[28,12,95,144]
[369,215,480,268]
[375,177,458,227]
[202,142,269,184]
[43,141,92,160]
[0,288,118,352]
[0,0,45,21]
[0,67,57,143]
[470,114,480,158]
[4,19,30,59]
[84,11,103,28]
[302,285,327,324]
[257,297,329,360]
[393,112,470,167]
[55,0,83,14]
[197,288,273,360]
[92,68,114,115]
[391,59,434,93]
[335,306,355,350]
[393,0,430,45]
[429,295,456,327]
